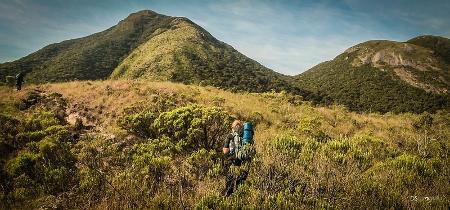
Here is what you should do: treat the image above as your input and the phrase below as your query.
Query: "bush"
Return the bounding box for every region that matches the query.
[390,154,440,178]
[194,195,227,210]
[322,135,396,169]
[297,116,330,142]
[23,111,60,132]
[16,125,72,146]
[6,152,39,178]
[130,137,175,186]
[271,135,303,159]
[117,111,156,138]
[412,112,433,130]
[5,76,15,87]
[184,149,217,180]
[0,114,20,139]
[0,114,21,156]
[153,105,232,151]
[4,127,77,205]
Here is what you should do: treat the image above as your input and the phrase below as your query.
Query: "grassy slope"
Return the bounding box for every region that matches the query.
[1,14,447,114]
[0,10,302,97]
[407,35,450,64]
[0,10,177,83]
[110,17,302,94]
[295,39,450,113]
[0,80,449,209]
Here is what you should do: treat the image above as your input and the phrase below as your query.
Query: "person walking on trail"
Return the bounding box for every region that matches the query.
[223,120,254,196]
[15,72,24,91]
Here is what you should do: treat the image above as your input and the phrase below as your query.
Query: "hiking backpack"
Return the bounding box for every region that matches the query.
[234,122,255,161]
[242,122,254,145]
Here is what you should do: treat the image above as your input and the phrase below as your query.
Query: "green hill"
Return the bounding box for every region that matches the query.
[0,80,449,209]
[1,9,448,113]
[407,35,450,63]
[110,16,296,93]
[0,10,177,83]
[0,10,304,95]
[295,36,450,113]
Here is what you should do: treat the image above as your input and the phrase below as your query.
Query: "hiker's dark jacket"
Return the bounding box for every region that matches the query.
[15,73,24,90]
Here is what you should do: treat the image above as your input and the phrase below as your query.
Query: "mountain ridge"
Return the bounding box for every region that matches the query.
[0,10,448,113]
[295,36,449,113]
[0,10,182,82]
[0,10,305,95]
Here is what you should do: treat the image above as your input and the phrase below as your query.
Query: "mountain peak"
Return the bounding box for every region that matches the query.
[0,9,298,96]
[127,10,164,18]
[296,36,450,113]
[407,35,450,63]
[120,10,169,25]
[408,35,449,42]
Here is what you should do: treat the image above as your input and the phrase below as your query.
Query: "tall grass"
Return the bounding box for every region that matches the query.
[0,79,448,209]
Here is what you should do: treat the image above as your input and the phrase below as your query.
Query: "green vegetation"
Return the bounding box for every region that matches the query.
[407,35,450,63]
[0,10,310,99]
[0,8,447,114]
[0,92,78,209]
[0,10,448,208]
[110,17,305,96]
[295,37,450,113]
[0,10,176,83]
[0,80,448,209]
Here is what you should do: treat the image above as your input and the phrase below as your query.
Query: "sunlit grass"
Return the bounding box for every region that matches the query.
[0,80,448,209]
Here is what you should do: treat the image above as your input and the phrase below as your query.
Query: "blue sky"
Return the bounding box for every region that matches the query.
[0,0,449,75]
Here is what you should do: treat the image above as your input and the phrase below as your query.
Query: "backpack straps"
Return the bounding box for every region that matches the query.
[229,131,241,156]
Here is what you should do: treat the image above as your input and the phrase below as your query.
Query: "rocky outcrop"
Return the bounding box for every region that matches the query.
[344,40,448,93]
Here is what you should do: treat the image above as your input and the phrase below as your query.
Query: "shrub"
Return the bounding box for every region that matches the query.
[390,154,440,178]
[152,105,232,151]
[248,111,264,126]
[412,112,433,130]
[0,114,21,155]
[23,111,60,132]
[211,96,225,107]
[0,114,20,139]
[297,116,330,142]
[16,125,72,146]
[117,111,156,138]
[194,195,227,210]
[16,130,47,146]
[5,76,15,87]
[4,133,77,204]
[184,149,217,180]
[10,174,38,203]
[357,153,447,209]
[19,91,43,110]
[271,135,303,159]
[130,137,175,185]
[6,152,39,178]
[322,135,395,169]
[37,136,75,168]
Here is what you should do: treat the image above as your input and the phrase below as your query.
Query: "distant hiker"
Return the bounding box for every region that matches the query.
[223,120,255,196]
[15,72,24,91]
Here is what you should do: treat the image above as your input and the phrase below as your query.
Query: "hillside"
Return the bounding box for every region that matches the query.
[1,9,448,113]
[407,35,450,64]
[0,10,175,83]
[0,10,304,95]
[1,9,449,114]
[110,16,296,93]
[295,36,450,113]
[0,80,449,209]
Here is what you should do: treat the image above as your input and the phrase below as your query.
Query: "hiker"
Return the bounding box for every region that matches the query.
[223,120,254,196]
[15,72,24,91]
